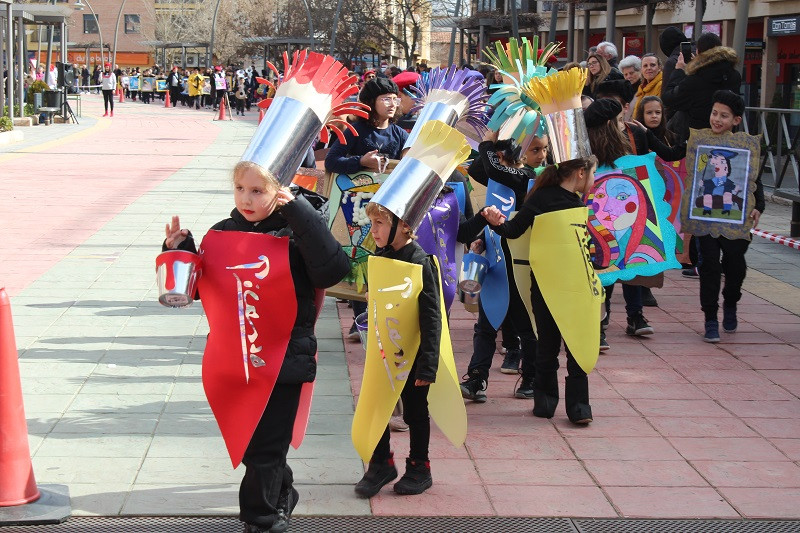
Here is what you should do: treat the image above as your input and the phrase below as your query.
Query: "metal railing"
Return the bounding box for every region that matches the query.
[742,106,800,192]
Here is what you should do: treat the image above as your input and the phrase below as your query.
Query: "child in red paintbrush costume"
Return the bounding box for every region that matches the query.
[162,51,366,533]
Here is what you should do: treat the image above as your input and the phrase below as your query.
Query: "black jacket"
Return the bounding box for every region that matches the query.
[659,26,689,121]
[625,123,687,162]
[375,241,440,383]
[165,189,350,384]
[490,185,585,240]
[662,47,742,133]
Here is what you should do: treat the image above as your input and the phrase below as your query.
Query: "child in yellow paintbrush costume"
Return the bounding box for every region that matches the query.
[351,120,483,497]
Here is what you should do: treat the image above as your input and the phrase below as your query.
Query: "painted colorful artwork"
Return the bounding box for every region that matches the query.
[155,79,167,92]
[141,77,155,92]
[586,152,681,286]
[128,76,140,91]
[680,129,761,241]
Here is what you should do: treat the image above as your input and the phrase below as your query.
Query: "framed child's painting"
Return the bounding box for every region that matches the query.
[128,76,140,91]
[680,129,761,240]
[155,79,167,92]
[141,77,155,92]
[586,152,681,286]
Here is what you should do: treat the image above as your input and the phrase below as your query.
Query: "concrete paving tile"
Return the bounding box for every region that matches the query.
[34,435,151,458]
[66,393,167,414]
[610,383,709,400]
[50,414,159,436]
[661,354,751,371]
[311,378,353,396]
[288,435,360,460]
[628,398,732,418]
[146,435,228,458]
[294,484,371,516]
[306,413,353,435]
[668,437,788,462]
[588,398,641,417]
[21,376,84,396]
[18,361,98,378]
[584,459,709,487]
[154,413,217,436]
[717,487,800,518]
[289,458,364,485]
[162,396,211,414]
[767,438,800,461]
[604,486,739,518]
[475,459,595,486]
[691,460,800,488]
[66,482,131,516]
[568,436,684,461]
[487,485,617,517]
[465,413,557,436]
[598,368,690,384]
[32,456,143,484]
[718,399,800,418]
[307,395,355,415]
[465,432,574,460]
[678,369,778,385]
[556,416,659,437]
[78,376,175,395]
[696,382,795,401]
[136,456,241,484]
[744,418,800,439]
[20,394,76,416]
[372,484,494,516]
[649,417,758,438]
[122,483,239,515]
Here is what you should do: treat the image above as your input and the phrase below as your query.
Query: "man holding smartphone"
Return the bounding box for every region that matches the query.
[662,32,742,143]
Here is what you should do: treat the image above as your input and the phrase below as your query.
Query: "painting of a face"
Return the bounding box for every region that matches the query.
[709,153,729,177]
[592,178,640,231]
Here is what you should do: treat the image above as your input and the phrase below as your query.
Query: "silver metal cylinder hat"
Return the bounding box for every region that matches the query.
[240,96,323,186]
[371,157,443,231]
[402,101,461,151]
[544,107,592,164]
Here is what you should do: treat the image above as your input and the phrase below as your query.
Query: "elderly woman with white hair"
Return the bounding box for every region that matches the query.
[596,41,620,68]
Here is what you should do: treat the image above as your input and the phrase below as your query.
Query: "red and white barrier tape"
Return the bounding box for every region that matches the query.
[750,229,800,250]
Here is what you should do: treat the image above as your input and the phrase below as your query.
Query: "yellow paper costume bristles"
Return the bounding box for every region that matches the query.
[522,68,587,115]
[405,120,472,180]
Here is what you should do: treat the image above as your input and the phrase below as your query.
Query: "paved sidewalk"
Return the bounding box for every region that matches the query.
[0,93,799,523]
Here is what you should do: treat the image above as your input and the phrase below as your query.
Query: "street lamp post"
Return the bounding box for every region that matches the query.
[74,0,104,67]
[208,0,222,67]
[112,0,127,68]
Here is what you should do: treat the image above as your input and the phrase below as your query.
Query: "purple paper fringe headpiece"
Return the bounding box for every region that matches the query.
[406,65,490,137]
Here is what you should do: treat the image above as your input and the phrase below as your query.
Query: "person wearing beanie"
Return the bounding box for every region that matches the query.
[324,77,410,344]
[391,71,421,131]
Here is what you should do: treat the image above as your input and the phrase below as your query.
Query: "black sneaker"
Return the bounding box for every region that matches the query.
[625,313,654,336]
[276,486,299,518]
[393,458,432,495]
[459,370,487,403]
[722,305,737,333]
[682,267,699,278]
[601,311,609,331]
[641,288,658,307]
[514,376,535,399]
[599,330,610,352]
[500,349,521,374]
[355,454,398,498]
[704,319,721,343]
[347,322,361,342]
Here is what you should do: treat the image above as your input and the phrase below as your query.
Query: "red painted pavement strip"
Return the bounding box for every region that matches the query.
[337,273,800,518]
[0,95,224,296]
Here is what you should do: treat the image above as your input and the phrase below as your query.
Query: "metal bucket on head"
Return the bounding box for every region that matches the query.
[544,107,592,164]
[402,101,461,150]
[370,157,443,231]
[355,311,369,350]
[156,250,201,308]
[240,96,324,186]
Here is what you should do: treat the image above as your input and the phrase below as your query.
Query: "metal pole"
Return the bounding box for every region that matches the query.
[208,0,222,67]
[731,0,749,75]
[548,2,557,44]
[330,0,344,56]
[448,0,462,65]
[299,0,314,50]
[693,0,704,42]
[605,0,615,43]
[6,1,14,118]
[567,2,575,62]
[582,9,590,58]
[112,0,127,68]
[509,0,519,42]
[81,0,104,66]
[645,1,654,55]
[45,24,53,83]
[18,13,25,114]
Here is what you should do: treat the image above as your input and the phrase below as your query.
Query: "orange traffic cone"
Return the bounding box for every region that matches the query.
[118,87,124,103]
[0,288,39,507]
[164,90,171,108]
[216,97,227,121]
[258,107,265,124]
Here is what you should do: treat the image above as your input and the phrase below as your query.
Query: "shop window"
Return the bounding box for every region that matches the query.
[125,14,141,34]
[83,14,99,34]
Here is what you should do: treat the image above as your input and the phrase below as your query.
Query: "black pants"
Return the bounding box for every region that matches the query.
[102,89,114,113]
[236,97,246,113]
[239,383,302,529]
[604,283,642,317]
[373,360,431,462]
[697,235,750,321]
[530,273,587,400]
[467,271,537,381]
[169,87,180,106]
